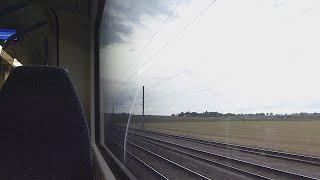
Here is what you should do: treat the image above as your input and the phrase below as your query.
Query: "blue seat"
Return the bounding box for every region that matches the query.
[0,66,93,179]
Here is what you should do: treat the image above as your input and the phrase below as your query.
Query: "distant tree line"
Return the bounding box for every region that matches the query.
[171,111,320,118]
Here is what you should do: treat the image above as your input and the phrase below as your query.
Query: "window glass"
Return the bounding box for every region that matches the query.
[100,0,320,179]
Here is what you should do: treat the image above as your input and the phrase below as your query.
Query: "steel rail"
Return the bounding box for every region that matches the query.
[113,135,212,180]
[112,126,320,166]
[114,133,271,180]
[113,129,318,180]
[113,142,169,180]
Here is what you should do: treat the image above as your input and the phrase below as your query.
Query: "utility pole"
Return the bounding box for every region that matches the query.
[112,101,115,114]
[142,86,144,129]
[112,98,115,114]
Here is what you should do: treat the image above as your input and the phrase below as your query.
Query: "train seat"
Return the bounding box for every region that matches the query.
[0,66,93,179]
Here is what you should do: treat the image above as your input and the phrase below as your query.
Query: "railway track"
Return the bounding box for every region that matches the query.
[113,141,170,180]
[113,134,270,180]
[113,136,213,180]
[113,126,320,166]
[111,126,319,179]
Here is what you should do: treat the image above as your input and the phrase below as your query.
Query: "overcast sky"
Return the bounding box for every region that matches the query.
[100,0,320,115]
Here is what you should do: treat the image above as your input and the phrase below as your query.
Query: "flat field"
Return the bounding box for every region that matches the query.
[137,117,320,157]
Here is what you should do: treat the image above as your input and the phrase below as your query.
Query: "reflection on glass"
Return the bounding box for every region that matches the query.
[100,0,320,179]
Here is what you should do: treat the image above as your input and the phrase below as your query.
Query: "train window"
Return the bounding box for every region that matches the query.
[99,0,320,179]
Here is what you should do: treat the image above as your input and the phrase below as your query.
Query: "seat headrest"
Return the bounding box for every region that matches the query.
[0,66,93,179]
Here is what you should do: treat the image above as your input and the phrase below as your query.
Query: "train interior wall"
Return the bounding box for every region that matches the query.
[0,1,112,179]
[0,1,92,125]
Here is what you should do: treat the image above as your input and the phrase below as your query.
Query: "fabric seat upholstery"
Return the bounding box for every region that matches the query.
[0,66,93,180]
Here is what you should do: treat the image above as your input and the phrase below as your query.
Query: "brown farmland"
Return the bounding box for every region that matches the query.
[130,116,320,157]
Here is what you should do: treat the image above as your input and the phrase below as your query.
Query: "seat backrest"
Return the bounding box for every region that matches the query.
[0,66,93,180]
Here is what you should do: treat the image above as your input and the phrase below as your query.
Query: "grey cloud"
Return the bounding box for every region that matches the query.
[101,0,173,46]
[101,16,132,44]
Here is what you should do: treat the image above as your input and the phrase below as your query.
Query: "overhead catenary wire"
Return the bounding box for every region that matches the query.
[146,67,191,90]
[113,0,220,109]
[144,85,221,103]
[117,0,218,93]
[137,0,182,56]
[113,0,183,89]
[126,71,165,93]
[121,79,223,104]
[126,67,189,94]
[113,86,222,116]
[124,68,219,100]
[299,2,320,15]
[142,78,224,99]
[109,80,223,114]
[111,79,222,108]
[124,66,192,94]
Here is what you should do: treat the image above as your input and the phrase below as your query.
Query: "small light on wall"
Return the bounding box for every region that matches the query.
[13,58,23,67]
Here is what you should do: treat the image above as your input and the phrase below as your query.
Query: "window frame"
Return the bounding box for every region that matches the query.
[92,0,137,179]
